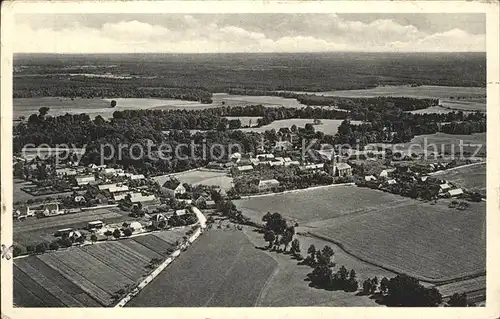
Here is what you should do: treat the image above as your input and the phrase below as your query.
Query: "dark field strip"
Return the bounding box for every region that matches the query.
[132,235,174,255]
[152,231,183,245]
[112,241,151,263]
[119,239,163,260]
[38,253,113,306]
[13,279,47,307]
[127,230,277,307]
[27,256,101,307]
[15,258,84,307]
[13,266,65,307]
[81,245,143,281]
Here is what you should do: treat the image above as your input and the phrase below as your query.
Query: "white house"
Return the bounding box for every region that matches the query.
[74,195,86,203]
[75,175,95,186]
[108,185,129,193]
[41,203,61,217]
[230,152,242,163]
[130,174,145,180]
[113,192,132,202]
[300,163,324,171]
[258,179,280,191]
[333,163,352,177]
[387,179,397,185]
[162,179,186,197]
[129,221,143,232]
[256,154,275,161]
[98,183,116,191]
[447,188,464,197]
[175,209,187,216]
[365,175,377,182]
[439,183,451,193]
[237,165,254,172]
[129,193,156,203]
[55,168,77,176]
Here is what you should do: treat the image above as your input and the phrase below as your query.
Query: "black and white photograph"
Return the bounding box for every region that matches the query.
[1,1,498,315]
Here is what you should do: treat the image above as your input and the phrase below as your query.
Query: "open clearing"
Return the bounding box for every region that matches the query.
[431,162,486,194]
[234,185,409,225]
[127,229,277,307]
[225,116,261,127]
[153,169,233,190]
[13,231,186,307]
[238,119,362,135]
[237,186,485,283]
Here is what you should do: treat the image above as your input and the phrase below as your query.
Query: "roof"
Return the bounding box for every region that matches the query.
[440,183,451,190]
[448,188,464,196]
[238,165,254,171]
[230,152,242,159]
[258,179,280,187]
[108,185,129,193]
[130,174,145,180]
[162,178,182,190]
[44,203,58,211]
[256,154,274,160]
[175,209,187,216]
[88,220,103,225]
[206,200,216,206]
[365,175,377,181]
[335,163,352,170]
[129,221,143,229]
[387,179,397,185]
[98,183,116,190]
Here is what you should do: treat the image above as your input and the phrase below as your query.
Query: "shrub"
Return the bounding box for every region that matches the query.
[123,228,133,237]
[26,244,35,254]
[35,242,48,254]
[13,245,23,257]
[59,237,73,248]
[49,241,60,250]
[113,229,121,239]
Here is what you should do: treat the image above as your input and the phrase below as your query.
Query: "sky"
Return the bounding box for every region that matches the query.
[13,13,486,53]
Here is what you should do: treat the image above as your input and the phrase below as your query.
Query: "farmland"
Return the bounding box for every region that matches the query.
[431,162,486,194]
[13,207,129,249]
[436,275,486,298]
[13,231,186,307]
[225,116,261,127]
[234,185,410,224]
[239,119,363,135]
[153,169,233,190]
[236,186,485,283]
[127,229,277,307]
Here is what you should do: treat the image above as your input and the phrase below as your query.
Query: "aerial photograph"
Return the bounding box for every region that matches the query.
[9,12,486,307]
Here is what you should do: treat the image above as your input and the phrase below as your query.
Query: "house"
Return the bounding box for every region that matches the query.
[55,168,77,177]
[130,174,145,180]
[447,188,464,197]
[162,179,186,197]
[249,158,261,166]
[129,221,143,232]
[74,195,86,203]
[205,200,216,209]
[108,185,129,193]
[41,203,61,217]
[387,179,397,185]
[365,175,377,182]
[256,154,275,161]
[129,193,156,203]
[274,140,293,152]
[284,158,300,166]
[15,206,32,219]
[439,183,451,193]
[175,209,187,216]
[237,165,254,172]
[95,193,108,204]
[300,163,325,171]
[258,179,280,192]
[98,183,116,191]
[230,152,242,163]
[379,168,396,178]
[75,175,95,186]
[207,162,225,169]
[113,192,132,202]
[270,157,285,167]
[420,176,429,182]
[333,163,352,177]
[68,230,83,241]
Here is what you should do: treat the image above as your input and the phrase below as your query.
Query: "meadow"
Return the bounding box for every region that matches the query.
[126,229,277,307]
[431,162,486,194]
[153,169,233,190]
[436,275,486,298]
[13,231,186,307]
[238,119,362,135]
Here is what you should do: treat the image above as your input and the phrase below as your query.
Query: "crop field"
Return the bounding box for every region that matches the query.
[13,231,187,307]
[213,93,306,108]
[313,199,486,282]
[431,162,486,194]
[368,132,486,157]
[153,169,233,190]
[239,119,362,135]
[436,276,486,298]
[13,208,128,249]
[234,185,410,224]
[127,229,277,307]
[440,99,486,112]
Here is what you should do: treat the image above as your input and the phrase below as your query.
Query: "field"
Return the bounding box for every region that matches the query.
[234,185,409,224]
[153,169,233,190]
[13,231,186,307]
[13,207,129,249]
[127,229,277,307]
[431,162,486,194]
[13,179,74,203]
[236,186,485,283]
[436,275,486,298]
[238,119,362,135]
[368,132,486,157]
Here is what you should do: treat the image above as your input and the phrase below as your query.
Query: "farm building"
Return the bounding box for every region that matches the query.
[162,179,186,197]
[258,179,280,192]
[237,165,254,172]
[333,162,352,177]
[447,189,464,197]
[129,193,157,203]
[108,185,129,193]
[365,175,377,182]
[439,183,452,193]
[75,175,95,186]
[55,168,77,176]
[130,174,145,180]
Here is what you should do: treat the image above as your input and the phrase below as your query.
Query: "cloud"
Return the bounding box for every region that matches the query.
[13,15,485,53]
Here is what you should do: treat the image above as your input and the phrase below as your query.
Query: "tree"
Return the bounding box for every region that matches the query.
[113,229,121,239]
[35,242,48,254]
[38,107,50,119]
[385,274,443,306]
[362,278,374,295]
[110,100,117,108]
[380,277,389,294]
[158,220,167,229]
[13,245,23,257]
[264,230,276,249]
[26,244,35,254]
[104,230,113,238]
[371,277,379,294]
[90,234,98,244]
[49,241,60,250]
[309,264,333,288]
[290,238,301,256]
[123,228,133,237]
[59,237,73,248]
[448,293,467,307]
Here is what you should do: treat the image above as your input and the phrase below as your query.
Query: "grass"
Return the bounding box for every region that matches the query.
[431,162,486,194]
[13,231,187,307]
[153,169,233,190]
[234,185,410,224]
[126,230,277,307]
[225,116,261,127]
[313,198,485,282]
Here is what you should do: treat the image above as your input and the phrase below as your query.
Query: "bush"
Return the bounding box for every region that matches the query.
[123,228,133,237]
[113,229,121,239]
[59,237,73,248]
[35,242,48,254]
[13,245,23,257]
[49,241,60,250]
[26,244,35,254]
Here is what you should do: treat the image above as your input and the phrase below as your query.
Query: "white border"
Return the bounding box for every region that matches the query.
[1,2,499,319]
